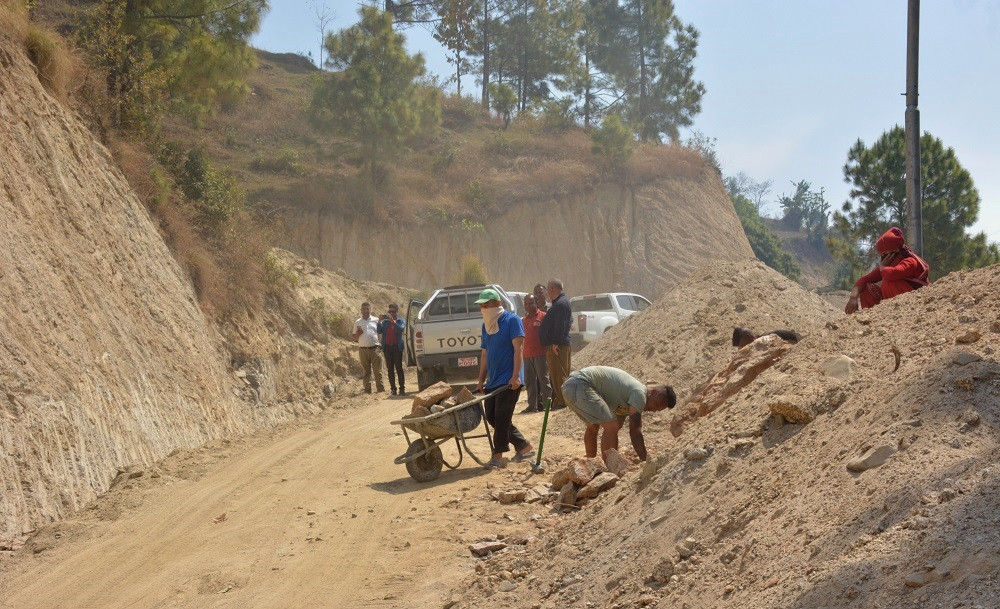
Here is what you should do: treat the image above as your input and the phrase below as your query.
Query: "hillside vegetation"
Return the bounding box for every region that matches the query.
[166,49,713,225]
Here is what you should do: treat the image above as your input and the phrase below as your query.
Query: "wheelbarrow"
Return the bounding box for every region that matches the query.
[390,388,502,482]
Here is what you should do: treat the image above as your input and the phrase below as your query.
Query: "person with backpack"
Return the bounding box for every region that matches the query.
[845,227,930,314]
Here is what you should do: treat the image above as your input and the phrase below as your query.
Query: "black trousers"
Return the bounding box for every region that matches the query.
[383,346,405,390]
[484,386,529,454]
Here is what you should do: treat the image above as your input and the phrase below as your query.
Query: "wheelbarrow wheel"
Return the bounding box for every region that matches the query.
[404,440,443,482]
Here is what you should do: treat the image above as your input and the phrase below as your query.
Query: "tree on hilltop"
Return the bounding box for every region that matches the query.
[310,7,441,186]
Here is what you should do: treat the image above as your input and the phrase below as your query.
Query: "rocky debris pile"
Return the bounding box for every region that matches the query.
[452,263,1000,609]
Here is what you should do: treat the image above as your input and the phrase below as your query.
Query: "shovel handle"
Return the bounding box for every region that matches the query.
[534,397,552,467]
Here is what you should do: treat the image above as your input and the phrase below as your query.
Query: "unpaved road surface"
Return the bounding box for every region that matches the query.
[0,395,571,609]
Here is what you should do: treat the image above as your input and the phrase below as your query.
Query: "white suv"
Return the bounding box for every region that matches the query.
[569,293,652,349]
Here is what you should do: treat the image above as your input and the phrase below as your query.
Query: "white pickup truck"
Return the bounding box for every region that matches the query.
[569,292,652,350]
[404,284,517,390]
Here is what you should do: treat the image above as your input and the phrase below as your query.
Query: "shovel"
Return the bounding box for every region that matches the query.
[530,397,553,473]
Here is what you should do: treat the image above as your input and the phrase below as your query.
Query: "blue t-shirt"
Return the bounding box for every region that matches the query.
[481,311,525,390]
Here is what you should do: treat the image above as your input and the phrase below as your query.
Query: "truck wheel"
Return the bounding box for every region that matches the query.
[416,368,445,391]
[404,440,443,482]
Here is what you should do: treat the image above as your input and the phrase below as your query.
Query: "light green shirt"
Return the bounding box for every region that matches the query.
[571,366,646,416]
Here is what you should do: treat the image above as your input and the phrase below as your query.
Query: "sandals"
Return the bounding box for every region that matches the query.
[485,459,504,469]
[512,450,535,463]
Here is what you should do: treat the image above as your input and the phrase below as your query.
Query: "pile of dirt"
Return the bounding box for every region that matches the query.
[457,264,1000,608]
[574,259,839,399]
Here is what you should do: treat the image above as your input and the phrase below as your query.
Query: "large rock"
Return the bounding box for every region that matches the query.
[847,445,896,472]
[769,395,815,424]
[577,472,619,499]
[411,381,452,412]
[670,334,792,437]
[821,355,857,381]
[557,481,578,507]
[604,449,630,477]
[551,457,607,488]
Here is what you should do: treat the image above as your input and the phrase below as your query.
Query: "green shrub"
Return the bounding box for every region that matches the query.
[458,254,488,284]
[539,98,575,133]
[591,114,635,167]
[463,180,490,209]
[485,131,512,156]
[250,146,305,175]
[176,148,246,229]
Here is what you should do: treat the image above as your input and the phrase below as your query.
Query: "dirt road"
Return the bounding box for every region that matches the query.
[0,395,568,609]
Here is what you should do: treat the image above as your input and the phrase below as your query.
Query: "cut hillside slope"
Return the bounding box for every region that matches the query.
[574,259,838,398]
[456,264,1000,609]
[0,28,261,540]
[0,27,416,541]
[286,173,753,298]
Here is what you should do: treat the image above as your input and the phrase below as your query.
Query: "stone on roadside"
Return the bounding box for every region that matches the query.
[551,457,606,488]
[604,448,630,477]
[684,447,709,461]
[769,396,815,424]
[498,490,527,504]
[821,355,857,381]
[498,581,517,592]
[469,540,507,556]
[951,351,982,366]
[577,472,619,499]
[650,557,675,583]
[411,382,452,412]
[322,382,336,398]
[955,330,981,344]
[557,481,578,507]
[847,445,896,472]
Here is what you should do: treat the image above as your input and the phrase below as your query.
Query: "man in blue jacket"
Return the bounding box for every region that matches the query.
[475,288,534,468]
[538,278,572,410]
[378,303,406,395]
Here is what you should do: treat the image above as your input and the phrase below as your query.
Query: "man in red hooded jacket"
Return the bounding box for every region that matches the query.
[846,227,930,314]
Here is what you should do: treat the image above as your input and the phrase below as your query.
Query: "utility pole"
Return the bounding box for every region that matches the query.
[905,0,922,254]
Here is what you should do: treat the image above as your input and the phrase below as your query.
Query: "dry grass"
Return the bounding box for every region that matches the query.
[1,1,83,103]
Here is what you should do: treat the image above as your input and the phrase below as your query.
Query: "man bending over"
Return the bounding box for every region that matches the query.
[562,366,676,463]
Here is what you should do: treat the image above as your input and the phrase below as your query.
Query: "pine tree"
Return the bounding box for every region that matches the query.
[310,7,441,186]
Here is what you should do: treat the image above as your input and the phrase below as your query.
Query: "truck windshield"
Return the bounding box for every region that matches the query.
[572,296,613,312]
[425,292,481,318]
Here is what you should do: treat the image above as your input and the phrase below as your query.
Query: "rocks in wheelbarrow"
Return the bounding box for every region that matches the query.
[431,387,475,413]
[411,382,452,413]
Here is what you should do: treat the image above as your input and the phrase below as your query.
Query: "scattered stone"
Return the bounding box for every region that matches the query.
[821,355,857,381]
[951,351,982,366]
[306,510,316,516]
[768,396,814,424]
[469,540,507,557]
[960,410,981,430]
[577,472,619,499]
[684,447,709,461]
[557,481,578,507]
[954,377,975,391]
[322,382,336,398]
[676,537,701,559]
[551,457,606,488]
[650,557,675,583]
[498,490,527,504]
[847,445,896,472]
[950,438,962,449]
[955,330,981,344]
[498,580,518,592]
[604,449,630,477]
[443,595,462,609]
[904,573,928,588]
[411,382,452,412]
[638,460,658,485]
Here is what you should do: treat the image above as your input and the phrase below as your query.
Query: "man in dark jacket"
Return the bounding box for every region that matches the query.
[538,278,572,410]
[378,303,406,395]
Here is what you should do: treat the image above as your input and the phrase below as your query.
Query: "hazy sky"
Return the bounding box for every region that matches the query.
[251,1,1000,242]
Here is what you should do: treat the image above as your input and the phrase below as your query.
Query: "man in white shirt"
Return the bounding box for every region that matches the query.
[353,301,385,394]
